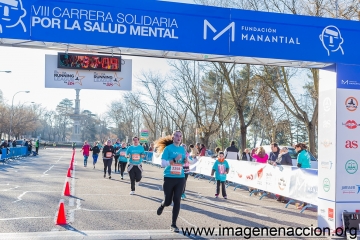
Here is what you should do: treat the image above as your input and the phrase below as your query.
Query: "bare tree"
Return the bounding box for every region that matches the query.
[214,63,261,152]
[256,66,318,155]
[169,60,233,147]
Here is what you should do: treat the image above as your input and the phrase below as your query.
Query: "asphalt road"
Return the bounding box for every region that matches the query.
[0,148,335,240]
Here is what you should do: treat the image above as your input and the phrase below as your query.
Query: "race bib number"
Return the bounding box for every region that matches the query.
[132,154,140,161]
[120,152,126,156]
[171,164,183,175]
[106,152,112,158]
[218,165,226,174]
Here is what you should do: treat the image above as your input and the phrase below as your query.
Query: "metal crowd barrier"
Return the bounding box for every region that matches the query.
[1,147,28,164]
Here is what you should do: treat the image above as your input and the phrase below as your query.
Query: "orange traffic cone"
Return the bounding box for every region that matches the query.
[64,181,71,196]
[67,168,71,177]
[56,201,67,225]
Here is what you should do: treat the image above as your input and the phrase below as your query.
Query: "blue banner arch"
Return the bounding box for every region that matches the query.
[0,0,359,65]
[1,0,360,233]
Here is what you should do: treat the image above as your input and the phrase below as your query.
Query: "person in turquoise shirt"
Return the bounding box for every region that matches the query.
[156,130,186,233]
[118,142,128,180]
[113,139,121,173]
[295,143,311,169]
[211,151,229,199]
[294,143,311,210]
[126,137,145,195]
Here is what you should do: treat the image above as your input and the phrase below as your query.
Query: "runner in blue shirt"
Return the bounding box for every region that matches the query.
[156,130,186,233]
[118,142,128,180]
[126,137,145,195]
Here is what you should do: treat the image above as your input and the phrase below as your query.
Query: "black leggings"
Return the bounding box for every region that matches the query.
[120,162,127,176]
[216,180,227,197]
[103,158,113,176]
[183,174,189,194]
[129,166,142,191]
[114,156,120,171]
[162,177,185,226]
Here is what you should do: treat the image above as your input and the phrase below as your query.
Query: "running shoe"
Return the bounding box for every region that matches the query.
[121,177,124,180]
[181,193,185,200]
[224,196,227,199]
[109,175,111,179]
[104,174,106,178]
[157,204,164,215]
[183,193,187,198]
[170,225,179,233]
[93,165,95,169]
[136,182,140,187]
[130,191,135,195]
[215,194,219,198]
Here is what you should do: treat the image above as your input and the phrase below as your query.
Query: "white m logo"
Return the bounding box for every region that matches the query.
[203,19,235,41]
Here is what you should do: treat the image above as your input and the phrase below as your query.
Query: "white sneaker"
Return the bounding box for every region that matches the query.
[136,182,140,187]
[130,191,135,195]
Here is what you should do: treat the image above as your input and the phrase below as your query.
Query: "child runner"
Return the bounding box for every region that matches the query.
[126,137,146,195]
[118,142,128,180]
[90,141,100,169]
[156,130,186,233]
[211,151,229,199]
[80,141,90,167]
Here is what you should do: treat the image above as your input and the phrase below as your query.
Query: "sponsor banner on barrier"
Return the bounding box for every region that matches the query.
[149,154,318,205]
[194,157,318,205]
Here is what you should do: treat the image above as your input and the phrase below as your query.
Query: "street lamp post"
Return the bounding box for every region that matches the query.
[9,91,30,139]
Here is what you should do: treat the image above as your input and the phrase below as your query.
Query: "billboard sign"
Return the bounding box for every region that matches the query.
[45,54,132,90]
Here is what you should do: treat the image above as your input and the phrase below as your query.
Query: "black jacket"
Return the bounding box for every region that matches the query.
[275,152,293,166]
[102,145,114,159]
[91,146,100,155]
[224,145,239,160]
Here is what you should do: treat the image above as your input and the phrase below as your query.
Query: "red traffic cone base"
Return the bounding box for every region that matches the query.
[56,202,67,225]
[64,181,71,196]
[67,168,71,177]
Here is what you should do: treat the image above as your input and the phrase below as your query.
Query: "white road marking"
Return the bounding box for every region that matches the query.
[0,216,52,221]
[178,216,197,228]
[80,208,172,212]
[0,185,20,191]
[42,165,54,176]
[13,191,59,203]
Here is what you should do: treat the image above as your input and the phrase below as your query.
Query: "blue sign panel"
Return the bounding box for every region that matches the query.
[337,64,360,89]
[1,0,360,65]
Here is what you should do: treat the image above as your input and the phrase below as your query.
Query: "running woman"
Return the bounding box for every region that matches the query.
[156,130,187,233]
[80,141,90,167]
[113,139,121,173]
[126,137,145,195]
[118,142,128,180]
[102,140,114,179]
[90,141,100,169]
